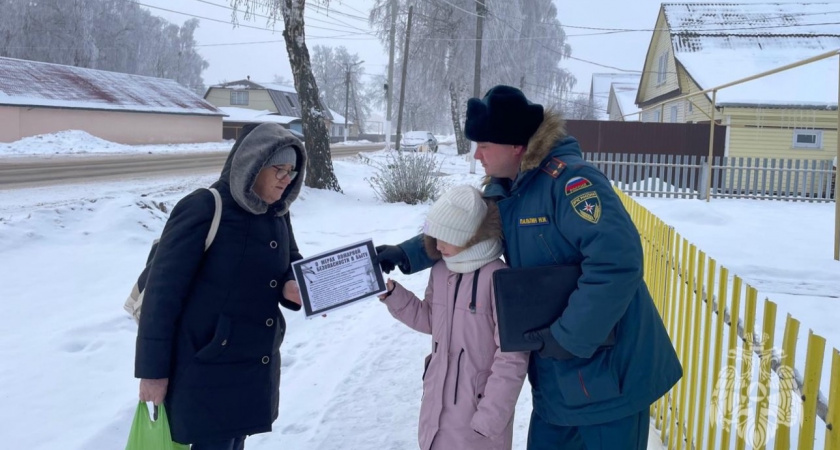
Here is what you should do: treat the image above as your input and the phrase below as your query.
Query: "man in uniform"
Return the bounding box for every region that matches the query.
[374,85,682,449]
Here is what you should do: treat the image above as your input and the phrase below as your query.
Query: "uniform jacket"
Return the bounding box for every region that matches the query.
[385,258,529,450]
[134,123,306,444]
[399,111,682,426]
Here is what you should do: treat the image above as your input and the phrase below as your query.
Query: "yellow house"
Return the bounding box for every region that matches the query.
[636,3,839,161]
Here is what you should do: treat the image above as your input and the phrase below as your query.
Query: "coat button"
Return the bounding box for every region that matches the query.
[270,240,278,249]
[266,318,274,327]
[261,356,270,364]
[270,280,278,288]
[221,339,227,346]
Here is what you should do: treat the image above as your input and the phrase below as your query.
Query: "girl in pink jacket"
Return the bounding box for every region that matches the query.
[379,185,530,450]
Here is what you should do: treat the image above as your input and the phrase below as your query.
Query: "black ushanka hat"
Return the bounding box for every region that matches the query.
[464,85,544,145]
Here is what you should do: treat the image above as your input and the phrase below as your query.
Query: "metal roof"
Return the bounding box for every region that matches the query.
[212,79,334,121]
[0,57,221,115]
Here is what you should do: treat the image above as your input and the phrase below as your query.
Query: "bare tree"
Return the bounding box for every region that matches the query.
[369,0,575,153]
[553,94,600,120]
[230,0,340,192]
[0,0,208,91]
[311,45,371,133]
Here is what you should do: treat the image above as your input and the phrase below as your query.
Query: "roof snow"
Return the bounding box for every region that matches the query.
[329,109,353,125]
[591,73,641,120]
[661,3,840,106]
[218,107,299,125]
[612,83,641,121]
[0,57,221,115]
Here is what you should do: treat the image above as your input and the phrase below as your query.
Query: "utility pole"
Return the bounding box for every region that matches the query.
[469,0,486,172]
[344,60,364,143]
[384,0,397,150]
[395,5,413,152]
[473,0,485,100]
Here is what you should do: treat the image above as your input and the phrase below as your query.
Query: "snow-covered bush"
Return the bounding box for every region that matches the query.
[365,150,446,205]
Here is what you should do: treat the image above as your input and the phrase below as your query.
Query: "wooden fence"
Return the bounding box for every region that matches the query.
[585,153,836,202]
[620,190,840,450]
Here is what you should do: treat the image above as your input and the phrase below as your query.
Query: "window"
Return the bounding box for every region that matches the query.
[230,90,249,105]
[652,110,661,122]
[657,52,669,85]
[285,94,296,109]
[670,105,678,123]
[687,101,694,112]
[793,129,823,149]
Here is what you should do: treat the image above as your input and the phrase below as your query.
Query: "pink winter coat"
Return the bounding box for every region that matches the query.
[384,258,530,450]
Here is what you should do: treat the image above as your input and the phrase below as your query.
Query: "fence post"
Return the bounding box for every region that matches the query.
[699,161,710,200]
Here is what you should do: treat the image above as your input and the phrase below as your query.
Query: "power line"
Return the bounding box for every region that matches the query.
[484,9,642,74]
[306,2,369,22]
[503,8,840,32]
[135,2,282,32]
[195,32,378,47]
[424,0,485,18]
[185,0,376,35]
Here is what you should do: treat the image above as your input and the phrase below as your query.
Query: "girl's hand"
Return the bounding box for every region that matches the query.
[378,279,396,300]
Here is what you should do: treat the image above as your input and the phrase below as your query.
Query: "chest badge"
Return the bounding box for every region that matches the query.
[518,216,550,227]
[565,176,592,196]
[571,191,601,224]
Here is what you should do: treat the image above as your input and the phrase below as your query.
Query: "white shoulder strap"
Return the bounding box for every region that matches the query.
[204,188,223,250]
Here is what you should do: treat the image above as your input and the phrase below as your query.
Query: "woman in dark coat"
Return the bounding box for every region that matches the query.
[134,122,306,449]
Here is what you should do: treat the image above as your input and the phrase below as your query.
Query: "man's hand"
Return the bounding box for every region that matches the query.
[283,280,302,305]
[374,245,408,274]
[524,328,575,360]
[139,378,169,405]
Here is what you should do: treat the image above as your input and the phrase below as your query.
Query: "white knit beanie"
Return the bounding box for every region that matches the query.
[424,185,486,247]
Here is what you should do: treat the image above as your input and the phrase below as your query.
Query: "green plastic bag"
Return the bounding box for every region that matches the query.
[125,402,189,450]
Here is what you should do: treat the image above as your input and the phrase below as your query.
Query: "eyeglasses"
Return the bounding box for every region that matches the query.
[274,167,298,181]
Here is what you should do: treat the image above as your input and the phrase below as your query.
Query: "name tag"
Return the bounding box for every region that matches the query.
[519,216,550,227]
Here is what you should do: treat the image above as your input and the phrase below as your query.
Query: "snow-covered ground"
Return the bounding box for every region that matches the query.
[0,130,232,157]
[0,134,837,449]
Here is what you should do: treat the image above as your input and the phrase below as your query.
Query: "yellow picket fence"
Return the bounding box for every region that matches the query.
[616,190,840,450]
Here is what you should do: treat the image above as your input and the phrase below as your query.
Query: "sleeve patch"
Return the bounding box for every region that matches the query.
[565,176,592,196]
[570,191,601,224]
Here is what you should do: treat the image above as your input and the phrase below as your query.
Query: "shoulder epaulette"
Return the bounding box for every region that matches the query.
[540,157,566,179]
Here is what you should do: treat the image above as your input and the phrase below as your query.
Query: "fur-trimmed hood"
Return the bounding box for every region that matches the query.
[423,199,503,259]
[218,123,306,216]
[520,109,567,172]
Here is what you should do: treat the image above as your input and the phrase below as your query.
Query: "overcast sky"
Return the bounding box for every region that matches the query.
[139,0,839,97]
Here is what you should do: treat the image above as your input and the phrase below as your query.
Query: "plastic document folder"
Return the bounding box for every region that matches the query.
[492,264,582,352]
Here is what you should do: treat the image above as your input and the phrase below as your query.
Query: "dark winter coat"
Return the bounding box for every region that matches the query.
[134,123,306,444]
[399,111,682,426]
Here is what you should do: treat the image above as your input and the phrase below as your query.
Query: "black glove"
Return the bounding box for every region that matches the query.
[524,327,575,360]
[374,245,409,274]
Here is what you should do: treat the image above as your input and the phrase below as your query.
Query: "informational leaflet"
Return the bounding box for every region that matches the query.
[291,239,386,317]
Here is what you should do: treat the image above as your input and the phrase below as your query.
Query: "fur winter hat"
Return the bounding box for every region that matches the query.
[424,185,487,247]
[464,85,544,145]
